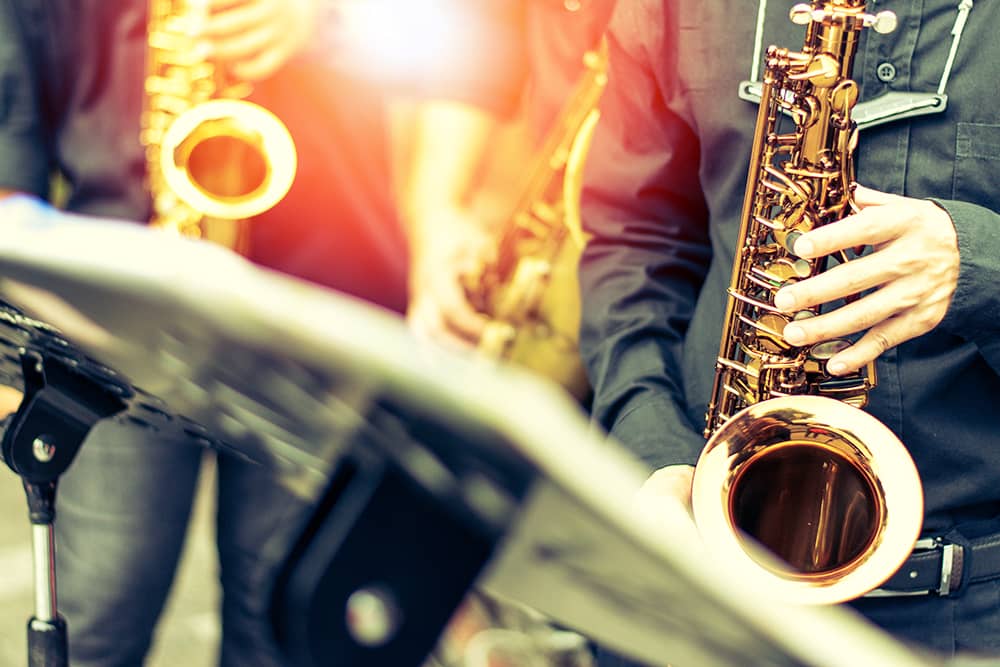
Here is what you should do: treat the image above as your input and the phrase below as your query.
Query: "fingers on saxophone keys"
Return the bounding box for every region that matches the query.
[792,206,903,259]
[781,283,908,353]
[828,316,909,376]
[774,252,890,312]
[231,44,288,81]
[444,308,490,346]
[202,0,273,40]
[409,301,482,352]
[208,23,278,63]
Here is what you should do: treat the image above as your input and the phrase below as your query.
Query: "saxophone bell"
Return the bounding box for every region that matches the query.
[694,395,923,605]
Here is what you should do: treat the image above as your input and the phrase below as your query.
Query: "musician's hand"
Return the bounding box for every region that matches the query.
[633,464,695,521]
[774,185,959,376]
[201,0,321,81]
[407,208,494,350]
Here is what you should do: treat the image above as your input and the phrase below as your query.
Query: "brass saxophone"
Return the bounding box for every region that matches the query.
[469,42,608,402]
[141,0,297,249]
[691,1,923,604]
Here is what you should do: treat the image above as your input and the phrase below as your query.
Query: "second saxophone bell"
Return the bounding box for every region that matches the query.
[158,98,297,223]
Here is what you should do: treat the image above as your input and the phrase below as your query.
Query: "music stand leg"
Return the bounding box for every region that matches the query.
[24,481,67,667]
[1,351,126,667]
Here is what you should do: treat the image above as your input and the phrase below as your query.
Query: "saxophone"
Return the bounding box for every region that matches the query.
[141,0,297,250]
[468,42,608,402]
[691,1,923,604]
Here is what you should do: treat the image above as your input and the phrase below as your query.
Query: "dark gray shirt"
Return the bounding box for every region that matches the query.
[580,0,1000,534]
[0,1,149,218]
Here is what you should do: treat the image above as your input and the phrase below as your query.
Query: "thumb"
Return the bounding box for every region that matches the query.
[853,184,898,208]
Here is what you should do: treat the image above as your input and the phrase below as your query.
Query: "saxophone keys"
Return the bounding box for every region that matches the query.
[767,257,813,283]
[151,94,189,117]
[829,80,860,116]
[789,54,840,87]
[749,256,812,293]
[528,201,561,227]
[789,4,813,25]
[807,339,851,362]
[145,75,189,97]
[778,229,806,255]
[864,10,899,35]
[754,313,795,354]
[477,322,518,358]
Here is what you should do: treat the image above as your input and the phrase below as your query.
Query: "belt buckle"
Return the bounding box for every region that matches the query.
[865,537,959,598]
[913,537,959,596]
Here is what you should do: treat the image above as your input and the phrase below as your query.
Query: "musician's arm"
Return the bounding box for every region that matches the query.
[579,2,710,470]
[394,100,503,347]
[397,100,499,249]
[388,2,529,348]
[0,2,49,200]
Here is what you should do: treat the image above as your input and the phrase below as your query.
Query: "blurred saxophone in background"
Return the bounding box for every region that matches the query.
[141,0,297,251]
[424,37,611,667]
[466,42,608,402]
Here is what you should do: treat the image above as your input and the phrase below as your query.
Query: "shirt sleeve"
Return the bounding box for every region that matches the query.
[931,198,1000,372]
[0,0,49,197]
[578,0,711,469]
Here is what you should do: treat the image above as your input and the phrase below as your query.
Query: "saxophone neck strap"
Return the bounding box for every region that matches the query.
[741,0,974,131]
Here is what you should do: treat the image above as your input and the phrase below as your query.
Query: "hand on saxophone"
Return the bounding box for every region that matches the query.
[407,207,495,351]
[773,184,960,377]
[633,464,695,520]
[199,0,322,81]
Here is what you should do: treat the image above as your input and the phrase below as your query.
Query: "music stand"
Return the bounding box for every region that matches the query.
[0,196,946,667]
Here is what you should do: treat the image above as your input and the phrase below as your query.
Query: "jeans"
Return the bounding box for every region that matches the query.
[54,417,311,666]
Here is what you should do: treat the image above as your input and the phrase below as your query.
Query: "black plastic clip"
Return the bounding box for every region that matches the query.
[271,445,502,667]
[1,350,126,518]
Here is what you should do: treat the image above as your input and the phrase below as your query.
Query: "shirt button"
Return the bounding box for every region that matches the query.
[876,62,897,82]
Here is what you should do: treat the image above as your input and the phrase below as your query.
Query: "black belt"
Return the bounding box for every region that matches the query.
[866,533,1000,598]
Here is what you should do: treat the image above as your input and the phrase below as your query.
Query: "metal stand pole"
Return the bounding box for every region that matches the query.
[24,481,67,667]
[1,351,126,667]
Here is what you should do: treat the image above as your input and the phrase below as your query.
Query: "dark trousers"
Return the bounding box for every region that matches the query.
[851,580,1000,658]
[55,417,311,667]
[595,581,1000,666]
